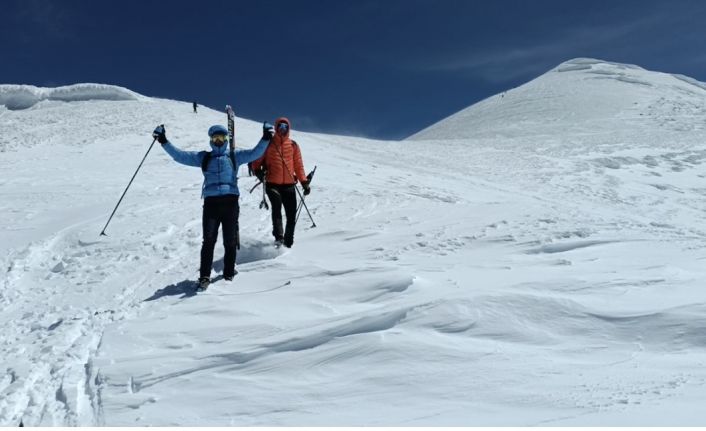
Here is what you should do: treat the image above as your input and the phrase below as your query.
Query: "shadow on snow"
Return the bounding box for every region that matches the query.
[144,240,282,301]
[144,279,198,301]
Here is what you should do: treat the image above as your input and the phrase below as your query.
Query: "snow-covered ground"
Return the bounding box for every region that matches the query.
[2,59,706,426]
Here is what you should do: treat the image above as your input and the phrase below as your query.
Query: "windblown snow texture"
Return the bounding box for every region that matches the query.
[2,59,706,426]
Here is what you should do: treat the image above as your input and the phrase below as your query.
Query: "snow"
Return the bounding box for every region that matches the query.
[409,57,706,140]
[2,58,706,426]
[0,83,145,110]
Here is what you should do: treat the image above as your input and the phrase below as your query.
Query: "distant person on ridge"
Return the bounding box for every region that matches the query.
[251,117,310,248]
[193,101,198,113]
[152,122,274,291]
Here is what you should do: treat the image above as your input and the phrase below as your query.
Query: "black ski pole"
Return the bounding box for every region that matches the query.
[295,166,316,225]
[292,182,316,228]
[260,180,269,210]
[249,180,262,194]
[99,136,158,236]
[295,199,304,224]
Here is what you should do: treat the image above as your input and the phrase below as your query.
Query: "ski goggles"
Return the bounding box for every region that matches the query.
[277,123,289,132]
[210,133,228,145]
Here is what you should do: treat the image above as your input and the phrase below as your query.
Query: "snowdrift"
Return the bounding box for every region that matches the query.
[0,83,145,110]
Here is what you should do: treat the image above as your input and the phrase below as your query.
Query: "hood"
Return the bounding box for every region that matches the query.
[275,117,291,139]
[209,140,228,155]
[207,123,229,155]
[208,124,228,137]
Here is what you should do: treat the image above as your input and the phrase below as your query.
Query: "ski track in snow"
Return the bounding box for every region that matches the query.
[3,60,706,425]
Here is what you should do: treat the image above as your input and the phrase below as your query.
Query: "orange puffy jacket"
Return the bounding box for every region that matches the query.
[251,117,307,185]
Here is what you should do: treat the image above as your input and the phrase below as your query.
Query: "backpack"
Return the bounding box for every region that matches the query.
[201,149,236,174]
[246,140,299,179]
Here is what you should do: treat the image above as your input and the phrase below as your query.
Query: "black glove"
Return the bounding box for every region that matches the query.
[302,181,311,196]
[262,122,275,141]
[153,124,167,144]
[255,167,266,182]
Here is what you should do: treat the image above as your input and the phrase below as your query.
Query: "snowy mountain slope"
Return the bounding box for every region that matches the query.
[410,58,706,140]
[2,63,706,426]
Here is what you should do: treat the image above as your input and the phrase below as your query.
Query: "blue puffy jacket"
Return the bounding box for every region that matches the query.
[161,138,270,197]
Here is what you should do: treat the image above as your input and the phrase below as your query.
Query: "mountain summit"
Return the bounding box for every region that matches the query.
[409,58,706,140]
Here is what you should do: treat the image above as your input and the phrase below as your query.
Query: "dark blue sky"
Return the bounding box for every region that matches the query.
[3,0,706,139]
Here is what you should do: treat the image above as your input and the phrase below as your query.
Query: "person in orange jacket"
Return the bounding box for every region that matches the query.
[251,117,310,248]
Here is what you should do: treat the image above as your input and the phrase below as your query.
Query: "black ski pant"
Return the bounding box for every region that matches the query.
[266,184,297,247]
[200,195,239,278]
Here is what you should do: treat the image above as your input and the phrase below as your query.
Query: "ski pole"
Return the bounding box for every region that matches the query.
[99,136,158,236]
[249,180,262,194]
[295,198,310,226]
[295,199,304,225]
[293,184,316,228]
[260,183,269,210]
[295,166,316,225]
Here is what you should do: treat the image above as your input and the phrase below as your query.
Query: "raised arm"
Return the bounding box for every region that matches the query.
[162,141,203,167]
[236,138,270,165]
[235,122,274,166]
[153,125,203,167]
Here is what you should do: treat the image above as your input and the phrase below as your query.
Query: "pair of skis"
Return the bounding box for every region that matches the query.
[225,104,235,156]
[226,105,241,252]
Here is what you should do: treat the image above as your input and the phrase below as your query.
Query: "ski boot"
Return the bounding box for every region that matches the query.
[224,269,238,282]
[197,276,211,292]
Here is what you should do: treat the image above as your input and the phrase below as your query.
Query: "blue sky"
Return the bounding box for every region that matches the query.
[3,0,706,139]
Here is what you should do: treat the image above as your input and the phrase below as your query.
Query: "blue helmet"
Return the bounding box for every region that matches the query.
[208,125,228,137]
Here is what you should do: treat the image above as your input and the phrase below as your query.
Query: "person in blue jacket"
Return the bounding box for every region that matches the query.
[152,123,274,290]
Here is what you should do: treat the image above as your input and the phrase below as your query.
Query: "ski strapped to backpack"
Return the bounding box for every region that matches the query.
[226,105,235,154]
[248,164,269,210]
[226,105,240,249]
